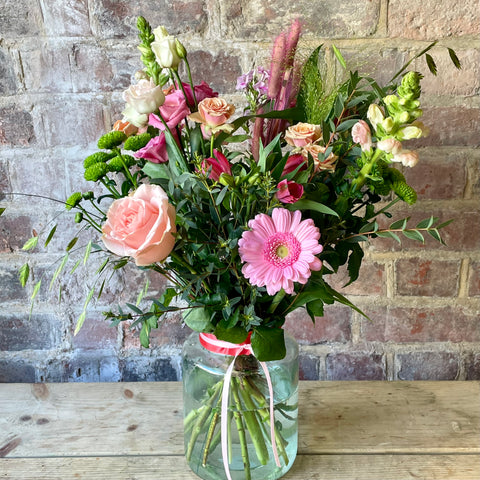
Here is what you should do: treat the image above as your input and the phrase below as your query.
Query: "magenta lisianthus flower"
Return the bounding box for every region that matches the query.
[238,208,323,296]
[276,179,303,204]
[134,130,180,164]
[201,149,232,181]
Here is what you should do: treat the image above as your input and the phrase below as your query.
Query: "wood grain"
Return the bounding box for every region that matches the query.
[0,381,479,479]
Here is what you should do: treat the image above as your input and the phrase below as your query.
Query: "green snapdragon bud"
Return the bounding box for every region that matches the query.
[74,212,84,223]
[175,38,187,60]
[397,71,423,101]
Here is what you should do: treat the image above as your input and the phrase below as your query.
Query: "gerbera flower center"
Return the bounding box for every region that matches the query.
[264,232,301,267]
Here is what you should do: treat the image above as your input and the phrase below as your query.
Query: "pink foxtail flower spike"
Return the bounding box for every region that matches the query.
[284,19,302,69]
[267,32,286,99]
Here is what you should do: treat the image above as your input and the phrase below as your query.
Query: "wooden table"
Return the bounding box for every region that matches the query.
[0,381,479,479]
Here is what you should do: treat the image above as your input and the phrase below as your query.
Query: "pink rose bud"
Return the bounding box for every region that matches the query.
[102,184,176,266]
[351,120,372,151]
[281,154,307,177]
[276,179,304,204]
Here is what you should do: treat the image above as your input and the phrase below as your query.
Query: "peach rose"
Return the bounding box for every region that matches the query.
[113,119,138,137]
[285,122,322,148]
[102,184,176,266]
[302,144,338,172]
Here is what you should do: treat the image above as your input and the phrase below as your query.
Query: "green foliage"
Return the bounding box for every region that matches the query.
[124,133,152,151]
[97,131,127,150]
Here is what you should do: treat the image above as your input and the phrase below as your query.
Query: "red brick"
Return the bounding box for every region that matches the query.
[36,99,106,147]
[415,49,480,97]
[326,352,386,380]
[362,306,480,343]
[468,261,480,297]
[41,0,92,37]
[396,351,459,380]
[90,0,207,39]
[299,353,320,380]
[0,47,18,95]
[0,312,62,351]
[388,0,480,40]
[0,0,43,37]
[0,266,31,302]
[328,262,386,296]
[371,206,480,252]
[184,50,242,95]
[284,306,351,345]
[149,312,191,348]
[72,313,119,351]
[220,0,381,39]
[0,213,34,252]
[396,258,460,297]
[402,149,467,200]
[0,106,35,146]
[465,353,480,380]
[412,107,480,148]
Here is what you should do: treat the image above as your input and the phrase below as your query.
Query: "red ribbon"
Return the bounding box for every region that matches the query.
[199,332,253,356]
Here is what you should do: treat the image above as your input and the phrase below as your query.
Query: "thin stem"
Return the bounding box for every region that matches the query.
[202,410,219,467]
[231,379,251,480]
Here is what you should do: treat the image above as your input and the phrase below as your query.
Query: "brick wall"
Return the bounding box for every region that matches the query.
[0,0,479,382]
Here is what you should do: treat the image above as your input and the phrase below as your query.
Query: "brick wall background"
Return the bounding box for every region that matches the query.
[0,0,479,382]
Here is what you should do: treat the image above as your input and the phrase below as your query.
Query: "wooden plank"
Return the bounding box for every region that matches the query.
[0,454,479,480]
[299,381,480,454]
[0,382,479,459]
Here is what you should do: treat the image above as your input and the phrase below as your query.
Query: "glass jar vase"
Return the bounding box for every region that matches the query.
[182,331,299,480]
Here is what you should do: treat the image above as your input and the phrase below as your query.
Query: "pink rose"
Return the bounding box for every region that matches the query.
[182,82,218,106]
[281,154,307,177]
[189,97,235,127]
[123,79,165,115]
[201,149,232,181]
[102,184,176,266]
[302,144,338,172]
[134,130,180,164]
[276,179,304,203]
[149,89,190,130]
[285,122,322,148]
[351,120,372,152]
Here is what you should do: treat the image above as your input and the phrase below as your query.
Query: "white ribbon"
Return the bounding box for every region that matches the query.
[199,333,281,480]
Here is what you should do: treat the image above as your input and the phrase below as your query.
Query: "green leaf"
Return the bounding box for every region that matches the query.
[69,259,81,274]
[22,236,39,251]
[425,54,438,76]
[139,321,151,348]
[83,241,92,266]
[142,162,170,179]
[416,216,437,229]
[346,244,364,286]
[74,311,87,336]
[31,280,42,301]
[183,307,214,332]
[44,225,57,247]
[427,228,443,243]
[136,279,150,306]
[251,327,286,362]
[435,219,454,230]
[324,283,369,319]
[0,207,5,216]
[448,48,461,69]
[306,299,324,320]
[19,263,30,287]
[126,303,143,315]
[214,322,249,344]
[335,118,358,133]
[376,231,401,243]
[402,229,425,243]
[332,44,347,70]
[49,254,69,290]
[289,199,339,217]
[359,221,378,234]
[66,237,78,252]
[390,217,409,230]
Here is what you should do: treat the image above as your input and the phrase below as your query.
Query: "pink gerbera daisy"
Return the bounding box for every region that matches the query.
[238,208,323,295]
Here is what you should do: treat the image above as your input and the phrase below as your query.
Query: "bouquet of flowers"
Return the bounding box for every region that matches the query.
[16,16,459,480]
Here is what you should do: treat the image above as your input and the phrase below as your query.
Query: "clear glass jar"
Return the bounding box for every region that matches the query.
[182,331,299,480]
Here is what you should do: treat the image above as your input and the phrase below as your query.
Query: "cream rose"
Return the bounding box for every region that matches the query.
[285,122,322,148]
[123,79,165,115]
[102,184,176,266]
[302,144,338,172]
[151,26,182,69]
